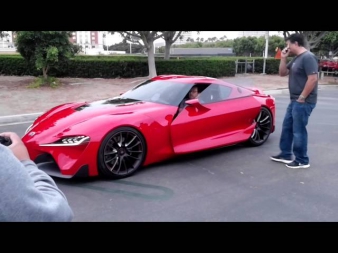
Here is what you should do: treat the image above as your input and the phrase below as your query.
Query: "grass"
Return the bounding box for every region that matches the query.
[28,76,61,88]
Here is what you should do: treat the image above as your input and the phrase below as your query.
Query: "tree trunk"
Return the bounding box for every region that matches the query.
[42,67,48,79]
[333,48,338,57]
[147,42,157,78]
[164,42,172,60]
[304,40,311,51]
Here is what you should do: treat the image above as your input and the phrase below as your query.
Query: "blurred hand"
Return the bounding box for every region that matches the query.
[0,132,30,161]
[281,46,290,58]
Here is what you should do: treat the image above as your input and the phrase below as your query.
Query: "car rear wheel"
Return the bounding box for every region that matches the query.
[98,127,147,179]
[247,107,273,146]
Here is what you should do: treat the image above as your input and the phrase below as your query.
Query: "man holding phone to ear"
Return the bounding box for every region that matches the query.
[270,33,318,169]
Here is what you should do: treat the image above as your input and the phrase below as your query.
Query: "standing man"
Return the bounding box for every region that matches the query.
[270,33,318,169]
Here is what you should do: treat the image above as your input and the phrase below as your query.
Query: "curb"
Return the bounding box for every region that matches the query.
[1,85,337,125]
[0,112,42,125]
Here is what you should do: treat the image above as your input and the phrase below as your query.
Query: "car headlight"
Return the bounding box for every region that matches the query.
[39,136,90,147]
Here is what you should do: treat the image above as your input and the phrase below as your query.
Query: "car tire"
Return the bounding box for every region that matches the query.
[97,127,147,179]
[247,107,273,147]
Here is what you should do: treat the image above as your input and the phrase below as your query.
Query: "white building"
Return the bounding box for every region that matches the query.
[0,31,15,48]
[70,31,103,49]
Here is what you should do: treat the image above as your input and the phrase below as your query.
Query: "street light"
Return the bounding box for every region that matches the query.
[129,41,132,54]
[129,36,141,55]
[103,32,108,52]
[84,41,89,54]
[128,40,136,54]
[262,31,269,75]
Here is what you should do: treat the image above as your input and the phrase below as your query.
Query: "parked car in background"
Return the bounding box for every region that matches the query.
[319,59,338,72]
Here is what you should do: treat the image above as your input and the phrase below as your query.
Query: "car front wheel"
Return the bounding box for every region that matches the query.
[98,127,147,179]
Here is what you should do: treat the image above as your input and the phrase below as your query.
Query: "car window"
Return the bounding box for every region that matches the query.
[198,83,232,104]
[197,82,256,104]
[121,80,188,106]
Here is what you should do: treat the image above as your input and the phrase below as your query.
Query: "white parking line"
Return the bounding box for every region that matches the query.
[0,121,34,127]
[130,78,148,84]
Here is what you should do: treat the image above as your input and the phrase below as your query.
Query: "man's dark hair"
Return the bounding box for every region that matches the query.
[285,33,306,47]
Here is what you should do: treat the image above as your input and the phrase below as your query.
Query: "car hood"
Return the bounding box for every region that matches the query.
[24,97,174,143]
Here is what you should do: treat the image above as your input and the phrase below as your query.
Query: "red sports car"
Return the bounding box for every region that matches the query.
[22,75,276,179]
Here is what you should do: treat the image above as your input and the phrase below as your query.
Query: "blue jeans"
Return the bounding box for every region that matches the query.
[279,101,316,164]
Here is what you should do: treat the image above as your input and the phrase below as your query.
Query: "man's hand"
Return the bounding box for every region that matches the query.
[281,46,290,58]
[0,132,30,161]
[297,94,306,103]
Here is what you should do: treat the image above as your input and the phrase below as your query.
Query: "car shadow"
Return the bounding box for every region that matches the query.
[140,143,249,172]
[53,143,254,184]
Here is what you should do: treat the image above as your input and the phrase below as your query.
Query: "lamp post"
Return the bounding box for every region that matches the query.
[84,41,89,54]
[103,32,108,52]
[262,31,269,75]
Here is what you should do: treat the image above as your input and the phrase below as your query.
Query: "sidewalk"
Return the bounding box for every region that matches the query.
[0,73,336,124]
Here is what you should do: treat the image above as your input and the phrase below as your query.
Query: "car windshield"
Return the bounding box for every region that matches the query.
[120,80,192,106]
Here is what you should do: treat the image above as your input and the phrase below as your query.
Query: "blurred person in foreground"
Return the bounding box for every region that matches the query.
[0,131,74,222]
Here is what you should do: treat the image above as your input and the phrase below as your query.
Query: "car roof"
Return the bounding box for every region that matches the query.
[150,74,243,90]
[151,75,219,84]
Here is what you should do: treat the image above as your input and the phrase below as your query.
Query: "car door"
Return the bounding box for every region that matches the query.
[170,83,261,154]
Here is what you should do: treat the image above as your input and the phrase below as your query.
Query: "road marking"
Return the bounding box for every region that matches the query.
[130,77,148,84]
[0,121,34,127]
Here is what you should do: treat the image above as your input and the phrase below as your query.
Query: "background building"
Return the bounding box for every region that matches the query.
[70,31,102,49]
[0,31,15,48]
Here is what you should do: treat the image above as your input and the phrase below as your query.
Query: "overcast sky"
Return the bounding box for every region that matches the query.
[106,31,282,45]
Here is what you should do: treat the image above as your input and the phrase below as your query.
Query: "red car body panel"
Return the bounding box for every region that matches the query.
[22,75,276,179]
[23,101,179,177]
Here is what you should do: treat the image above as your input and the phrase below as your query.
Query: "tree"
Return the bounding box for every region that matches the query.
[15,31,74,81]
[110,31,162,77]
[71,44,83,55]
[233,36,258,56]
[267,35,285,55]
[161,31,199,60]
[316,31,338,57]
[219,35,227,41]
[161,31,184,60]
[281,31,329,50]
[231,35,288,57]
[160,31,201,59]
